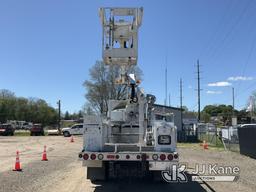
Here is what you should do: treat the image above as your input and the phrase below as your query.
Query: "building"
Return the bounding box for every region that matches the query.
[152,104,182,131]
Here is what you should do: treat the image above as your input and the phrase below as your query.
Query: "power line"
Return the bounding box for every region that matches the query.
[235,28,256,100]
[206,0,254,66]
[199,0,235,59]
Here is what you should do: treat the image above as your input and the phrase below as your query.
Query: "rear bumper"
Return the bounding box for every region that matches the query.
[79,151,179,171]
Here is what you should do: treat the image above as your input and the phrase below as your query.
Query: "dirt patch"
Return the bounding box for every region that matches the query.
[0,137,256,192]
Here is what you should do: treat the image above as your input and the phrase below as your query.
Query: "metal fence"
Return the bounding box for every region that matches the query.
[197,123,223,147]
[221,126,240,152]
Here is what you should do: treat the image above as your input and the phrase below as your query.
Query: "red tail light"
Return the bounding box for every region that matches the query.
[174,154,178,159]
[167,154,173,161]
[83,154,89,160]
[107,155,115,159]
[90,154,96,160]
[160,154,166,161]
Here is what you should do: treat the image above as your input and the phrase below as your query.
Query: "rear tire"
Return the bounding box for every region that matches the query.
[152,171,164,182]
[63,131,70,137]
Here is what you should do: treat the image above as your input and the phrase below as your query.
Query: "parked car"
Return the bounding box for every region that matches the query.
[30,124,44,136]
[61,124,83,137]
[0,124,15,136]
[47,128,60,135]
[22,122,33,130]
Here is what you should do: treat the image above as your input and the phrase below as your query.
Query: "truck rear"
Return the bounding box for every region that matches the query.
[79,112,179,181]
[79,7,179,181]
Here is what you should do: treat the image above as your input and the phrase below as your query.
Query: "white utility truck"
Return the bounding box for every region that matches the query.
[78,7,178,181]
[62,123,83,137]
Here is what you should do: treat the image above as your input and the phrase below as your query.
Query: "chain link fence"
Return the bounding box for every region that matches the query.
[221,126,240,152]
[197,123,223,147]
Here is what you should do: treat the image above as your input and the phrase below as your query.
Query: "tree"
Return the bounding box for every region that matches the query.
[0,89,15,98]
[182,106,188,112]
[64,111,70,120]
[246,91,256,114]
[82,103,96,115]
[201,111,211,123]
[202,104,235,124]
[203,104,233,117]
[0,89,58,126]
[83,61,142,115]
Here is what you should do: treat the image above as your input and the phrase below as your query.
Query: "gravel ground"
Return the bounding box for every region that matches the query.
[0,136,256,192]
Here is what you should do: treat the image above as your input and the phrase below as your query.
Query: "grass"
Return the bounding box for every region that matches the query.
[14,131,30,136]
[14,130,49,136]
[198,133,224,148]
[177,143,200,148]
[177,142,225,151]
[178,137,225,151]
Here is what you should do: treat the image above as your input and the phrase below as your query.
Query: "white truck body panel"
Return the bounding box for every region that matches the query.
[83,115,103,152]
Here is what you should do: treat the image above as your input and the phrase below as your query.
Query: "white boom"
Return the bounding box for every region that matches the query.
[79,7,178,182]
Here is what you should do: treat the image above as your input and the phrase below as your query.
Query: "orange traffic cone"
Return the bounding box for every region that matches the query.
[13,151,22,171]
[42,145,48,161]
[203,140,209,150]
[70,135,74,143]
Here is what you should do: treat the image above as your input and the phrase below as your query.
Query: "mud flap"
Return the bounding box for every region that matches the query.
[87,164,106,181]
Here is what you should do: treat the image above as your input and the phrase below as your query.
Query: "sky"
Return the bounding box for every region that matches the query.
[0,0,256,113]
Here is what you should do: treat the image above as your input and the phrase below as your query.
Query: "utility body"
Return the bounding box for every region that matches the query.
[79,7,179,181]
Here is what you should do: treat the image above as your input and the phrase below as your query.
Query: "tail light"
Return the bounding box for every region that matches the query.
[107,154,115,159]
[83,153,89,160]
[136,155,141,159]
[174,154,178,159]
[78,153,83,158]
[126,155,130,159]
[115,155,120,159]
[98,154,104,160]
[167,154,173,161]
[152,154,158,160]
[160,154,166,161]
[90,154,96,160]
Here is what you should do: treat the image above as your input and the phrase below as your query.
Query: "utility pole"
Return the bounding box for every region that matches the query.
[180,78,183,131]
[196,60,202,122]
[232,87,235,115]
[165,67,167,106]
[169,93,171,107]
[231,87,237,125]
[57,100,61,134]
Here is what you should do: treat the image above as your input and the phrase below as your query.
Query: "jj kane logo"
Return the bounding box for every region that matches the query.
[161,163,240,183]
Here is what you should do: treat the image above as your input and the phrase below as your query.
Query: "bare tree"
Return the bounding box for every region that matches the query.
[83,61,142,115]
